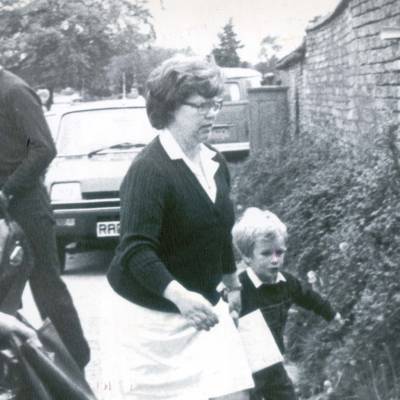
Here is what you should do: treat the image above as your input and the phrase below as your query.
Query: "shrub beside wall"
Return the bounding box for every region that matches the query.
[232,122,400,399]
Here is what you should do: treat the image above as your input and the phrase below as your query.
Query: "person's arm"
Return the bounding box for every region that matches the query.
[287,273,336,321]
[218,153,236,276]
[118,159,218,330]
[118,160,175,294]
[0,190,9,210]
[2,84,56,198]
[222,272,242,326]
[217,153,242,323]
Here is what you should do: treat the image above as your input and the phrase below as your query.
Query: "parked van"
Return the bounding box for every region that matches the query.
[209,67,262,159]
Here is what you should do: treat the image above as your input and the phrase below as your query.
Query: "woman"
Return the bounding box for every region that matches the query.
[108,55,253,399]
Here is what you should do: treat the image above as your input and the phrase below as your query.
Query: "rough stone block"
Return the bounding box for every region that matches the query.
[385,59,400,71]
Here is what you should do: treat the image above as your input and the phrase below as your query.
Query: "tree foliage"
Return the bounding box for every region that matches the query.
[0,0,155,95]
[212,18,244,67]
[254,35,282,80]
[106,46,192,96]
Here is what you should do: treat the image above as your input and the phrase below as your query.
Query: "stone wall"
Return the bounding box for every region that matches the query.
[278,54,304,138]
[247,86,289,155]
[278,0,400,141]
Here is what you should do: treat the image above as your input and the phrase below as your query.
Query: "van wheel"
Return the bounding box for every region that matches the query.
[57,241,67,274]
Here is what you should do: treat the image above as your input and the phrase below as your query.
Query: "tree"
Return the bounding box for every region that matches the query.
[106,46,192,96]
[212,18,244,67]
[254,35,282,80]
[0,0,155,95]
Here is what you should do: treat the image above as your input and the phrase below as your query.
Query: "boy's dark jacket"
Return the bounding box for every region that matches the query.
[238,270,336,353]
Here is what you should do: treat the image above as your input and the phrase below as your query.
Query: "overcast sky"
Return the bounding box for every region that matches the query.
[147,0,340,63]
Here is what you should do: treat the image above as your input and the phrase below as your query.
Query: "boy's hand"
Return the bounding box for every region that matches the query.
[0,190,9,210]
[331,312,345,329]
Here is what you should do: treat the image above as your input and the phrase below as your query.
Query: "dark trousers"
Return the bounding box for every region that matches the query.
[251,363,297,400]
[9,184,90,369]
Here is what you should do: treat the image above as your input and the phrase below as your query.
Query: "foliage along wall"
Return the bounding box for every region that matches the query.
[233,1,400,398]
[232,108,400,400]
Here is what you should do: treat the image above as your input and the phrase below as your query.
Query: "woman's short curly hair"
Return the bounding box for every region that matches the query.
[145,55,224,129]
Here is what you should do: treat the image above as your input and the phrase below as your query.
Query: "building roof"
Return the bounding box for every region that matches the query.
[276,0,349,70]
[306,0,349,32]
[221,67,262,79]
[276,41,306,70]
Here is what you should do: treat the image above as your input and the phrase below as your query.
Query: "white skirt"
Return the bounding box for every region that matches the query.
[112,295,254,399]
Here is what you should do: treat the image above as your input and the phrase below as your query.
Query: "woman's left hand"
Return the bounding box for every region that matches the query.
[227,290,242,327]
[222,273,243,327]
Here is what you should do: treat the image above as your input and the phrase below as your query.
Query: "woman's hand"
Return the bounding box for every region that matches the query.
[163,281,219,331]
[331,312,345,330]
[176,291,219,331]
[226,289,242,327]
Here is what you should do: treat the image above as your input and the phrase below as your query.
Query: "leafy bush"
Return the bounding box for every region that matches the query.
[232,123,400,399]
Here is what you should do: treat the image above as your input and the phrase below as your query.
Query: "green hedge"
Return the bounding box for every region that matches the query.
[232,125,400,399]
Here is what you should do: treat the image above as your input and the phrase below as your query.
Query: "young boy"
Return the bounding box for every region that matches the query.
[232,207,343,400]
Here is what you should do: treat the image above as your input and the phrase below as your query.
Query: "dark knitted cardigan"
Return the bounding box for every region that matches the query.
[239,270,336,353]
[107,136,236,312]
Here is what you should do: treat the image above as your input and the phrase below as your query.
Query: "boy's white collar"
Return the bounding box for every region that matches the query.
[246,267,286,288]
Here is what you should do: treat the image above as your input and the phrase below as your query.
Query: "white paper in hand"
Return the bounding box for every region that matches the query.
[238,309,284,372]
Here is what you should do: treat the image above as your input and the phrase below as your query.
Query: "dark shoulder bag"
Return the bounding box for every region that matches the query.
[9,317,97,400]
[0,199,33,315]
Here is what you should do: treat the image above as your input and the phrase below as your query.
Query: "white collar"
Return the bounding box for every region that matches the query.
[159,129,217,162]
[246,267,286,288]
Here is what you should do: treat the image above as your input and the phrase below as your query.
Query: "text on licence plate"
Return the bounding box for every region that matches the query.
[96,221,120,237]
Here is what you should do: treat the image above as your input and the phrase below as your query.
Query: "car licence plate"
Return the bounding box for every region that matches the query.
[210,127,231,142]
[96,221,120,237]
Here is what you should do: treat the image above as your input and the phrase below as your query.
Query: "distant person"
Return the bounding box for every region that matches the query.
[108,55,254,399]
[126,87,139,98]
[126,86,146,105]
[232,207,344,400]
[36,87,53,111]
[261,73,275,85]
[0,66,90,369]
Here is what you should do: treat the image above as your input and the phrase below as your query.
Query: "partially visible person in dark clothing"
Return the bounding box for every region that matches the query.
[0,66,90,369]
[232,207,344,400]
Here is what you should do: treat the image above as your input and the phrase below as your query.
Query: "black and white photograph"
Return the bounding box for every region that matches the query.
[1,0,399,399]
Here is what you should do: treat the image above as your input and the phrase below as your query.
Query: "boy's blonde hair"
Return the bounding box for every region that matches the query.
[232,207,287,258]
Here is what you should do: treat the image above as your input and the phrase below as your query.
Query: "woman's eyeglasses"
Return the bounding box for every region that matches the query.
[182,99,223,114]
